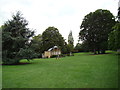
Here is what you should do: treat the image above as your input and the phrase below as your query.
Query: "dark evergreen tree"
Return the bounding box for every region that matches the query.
[2,11,35,64]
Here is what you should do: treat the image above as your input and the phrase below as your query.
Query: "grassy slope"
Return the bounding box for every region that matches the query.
[2,52,118,88]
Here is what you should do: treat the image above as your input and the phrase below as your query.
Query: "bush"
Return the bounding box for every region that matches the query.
[60,54,66,57]
[51,55,58,58]
[2,58,20,65]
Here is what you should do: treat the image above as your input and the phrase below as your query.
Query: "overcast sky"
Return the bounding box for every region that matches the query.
[0,0,118,45]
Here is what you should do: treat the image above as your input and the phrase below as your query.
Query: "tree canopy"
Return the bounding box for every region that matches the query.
[30,34,43,57]
[2,11,35,64]
[108,13,120,51]
[79,9,115,54]
[42,27,65,53]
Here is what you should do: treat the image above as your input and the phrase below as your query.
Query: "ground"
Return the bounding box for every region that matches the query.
[2,51,118,88]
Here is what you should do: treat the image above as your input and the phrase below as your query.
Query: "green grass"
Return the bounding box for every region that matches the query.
[2,51,118,88]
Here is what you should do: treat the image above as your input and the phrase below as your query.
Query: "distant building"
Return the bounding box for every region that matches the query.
[43,46,61,58]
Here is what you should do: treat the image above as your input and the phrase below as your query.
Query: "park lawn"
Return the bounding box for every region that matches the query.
[2,52,118,88]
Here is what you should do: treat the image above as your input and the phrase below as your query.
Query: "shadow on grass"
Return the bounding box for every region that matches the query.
[1,62,34,66]
[89,52,113,55]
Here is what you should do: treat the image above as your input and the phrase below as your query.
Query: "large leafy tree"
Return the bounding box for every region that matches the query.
[79,9,115,54]
[2,11,34,64]
[42,27,65,53]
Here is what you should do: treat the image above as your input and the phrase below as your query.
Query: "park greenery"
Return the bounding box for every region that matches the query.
[2,11,35,64]
[108,23,120,51]
[108,7,120,53]
[2,52,118,88]
[68,31,74,54]
[1,7,119,88]
[42,27,66,53]
[79,9,116,54]
[1,8,120,65]
[30,34,43,57]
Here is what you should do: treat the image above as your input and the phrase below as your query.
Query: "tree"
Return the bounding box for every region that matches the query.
[108,30,115,50]
[30,34,43,57]
[74,41,89,52]
[42,27,65,53]
[108,23,120,51]
[74,43,82,52]
[66,44,73,54]
[79,9,115,54]
[108,6,120,52]
[2,11,34,64]
[68,31,74,54]
[68,31,74,45]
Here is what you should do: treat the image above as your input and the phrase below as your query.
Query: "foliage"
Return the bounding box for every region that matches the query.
[3,52,118,88]
[68,31,74,53]
[79,9,115,54]
[2,11,35,64]
[108,23,120,50]
[108,6,120,51]
[68,31,74,45]
[17,47,38,61]
[42,27,66,53]
[30,34,43,57]
[74,43,82,52]
[66,44,73,53]
[74,41,89,52]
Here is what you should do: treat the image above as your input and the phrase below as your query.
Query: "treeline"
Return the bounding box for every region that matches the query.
[75,9,120,54]
[2,11,74,64]
[31,27,74,57]
[1,8,120,65]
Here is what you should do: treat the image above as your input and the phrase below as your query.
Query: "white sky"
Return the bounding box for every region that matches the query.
[0,0,118,45]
